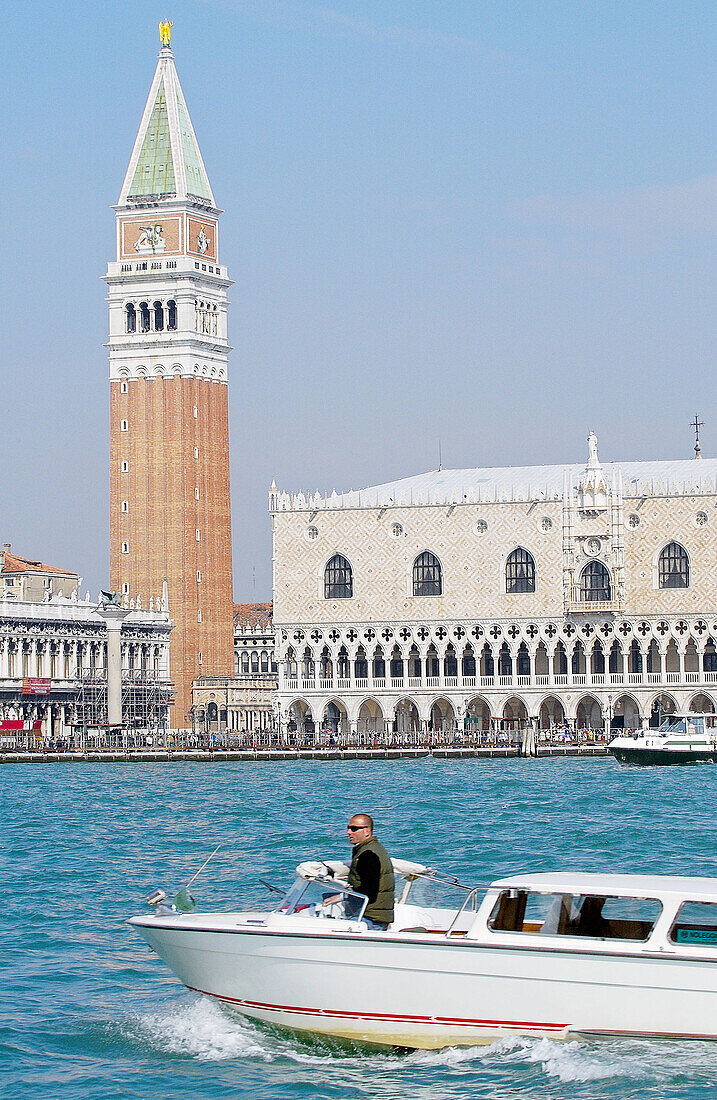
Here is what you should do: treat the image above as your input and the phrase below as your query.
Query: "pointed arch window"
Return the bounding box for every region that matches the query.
[153,301,164,330]
[139,302,151,332]
[506,547,536,593]
[167,300,177,330]
[324,554,353,599]
[580,561,612,602]
[125,303,136,333]
[413,551,442,596]
[354,646,368,680]
[462,645,476,677]
[337,646,350,679]
[444,644,458,677]
[659,542,689,589]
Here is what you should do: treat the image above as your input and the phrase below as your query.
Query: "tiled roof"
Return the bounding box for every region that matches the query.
[234,602,273,628]
[2,551,77,576]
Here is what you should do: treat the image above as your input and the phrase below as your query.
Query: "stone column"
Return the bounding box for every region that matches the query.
[95,600,130,732]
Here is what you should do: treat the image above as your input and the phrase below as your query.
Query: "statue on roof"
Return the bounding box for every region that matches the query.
[587,430,599,468]
[159,20,173,48]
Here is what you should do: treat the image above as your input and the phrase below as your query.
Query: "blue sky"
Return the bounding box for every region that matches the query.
[1,1,715,599]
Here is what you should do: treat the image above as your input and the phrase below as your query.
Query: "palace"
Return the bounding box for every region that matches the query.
[0,550,172,745]
[272,435,717,737]
[105,29,234,725]
[191,603,277,738]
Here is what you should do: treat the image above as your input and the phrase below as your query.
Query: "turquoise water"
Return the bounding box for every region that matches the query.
[5,758,717,1099]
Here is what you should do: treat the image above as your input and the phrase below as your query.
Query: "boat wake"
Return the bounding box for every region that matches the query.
[131,996,275,1062]
[128,993,717,1094]
[408,1035,648,1082]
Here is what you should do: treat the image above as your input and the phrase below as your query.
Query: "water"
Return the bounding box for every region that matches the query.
[4,757,717,1098]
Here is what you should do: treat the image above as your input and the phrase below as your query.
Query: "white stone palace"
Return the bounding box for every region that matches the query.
[271,435,717,738]
[0,551,172,744]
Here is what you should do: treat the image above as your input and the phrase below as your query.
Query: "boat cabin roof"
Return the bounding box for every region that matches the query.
[491,872,717,900]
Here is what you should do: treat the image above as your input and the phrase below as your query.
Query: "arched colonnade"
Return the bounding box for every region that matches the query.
[282,691,717,739]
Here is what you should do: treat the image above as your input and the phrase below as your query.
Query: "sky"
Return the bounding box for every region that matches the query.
[0,1,715,600]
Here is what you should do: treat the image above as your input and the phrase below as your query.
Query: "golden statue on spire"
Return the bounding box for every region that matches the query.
[159,20,173,47]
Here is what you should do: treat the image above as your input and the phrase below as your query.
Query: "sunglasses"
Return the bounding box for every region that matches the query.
[347,824,368,832]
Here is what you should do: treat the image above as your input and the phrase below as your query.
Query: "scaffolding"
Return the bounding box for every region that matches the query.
[75,667,174,740]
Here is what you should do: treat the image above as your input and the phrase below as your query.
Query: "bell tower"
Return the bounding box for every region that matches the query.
[104,25,234,724]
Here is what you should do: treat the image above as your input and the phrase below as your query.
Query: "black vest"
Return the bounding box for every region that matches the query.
[348,836,395,923]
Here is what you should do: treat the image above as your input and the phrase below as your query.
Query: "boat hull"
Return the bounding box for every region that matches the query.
[610,747,717,766]
[131,919,717,1048]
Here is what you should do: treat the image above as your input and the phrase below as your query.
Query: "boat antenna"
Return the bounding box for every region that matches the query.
[186,843,222,889]
[258,878,285,896]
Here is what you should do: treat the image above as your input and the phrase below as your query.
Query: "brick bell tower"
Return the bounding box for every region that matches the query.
[105,24,234,724]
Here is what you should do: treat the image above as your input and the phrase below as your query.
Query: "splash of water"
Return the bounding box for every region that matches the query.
[132,996,275,1062]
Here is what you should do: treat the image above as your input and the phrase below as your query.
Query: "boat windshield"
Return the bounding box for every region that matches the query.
[656,716,713,737]
[275,876,368,922]
[488,890,662,941]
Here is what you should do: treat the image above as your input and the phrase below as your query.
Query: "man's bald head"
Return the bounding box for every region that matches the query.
[347,813,374,845]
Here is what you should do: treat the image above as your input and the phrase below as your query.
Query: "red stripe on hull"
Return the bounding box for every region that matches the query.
[186,985,566,1031]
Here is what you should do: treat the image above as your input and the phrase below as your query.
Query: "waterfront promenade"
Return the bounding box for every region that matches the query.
[1,728,609,762]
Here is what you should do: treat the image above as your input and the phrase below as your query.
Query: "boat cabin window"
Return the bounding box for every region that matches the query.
[488,890,662,941]
[669,902,717,947]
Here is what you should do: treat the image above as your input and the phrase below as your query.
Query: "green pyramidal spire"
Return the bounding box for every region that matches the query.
[119,41,215,206]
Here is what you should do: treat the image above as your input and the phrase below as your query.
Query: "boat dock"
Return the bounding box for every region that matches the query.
[0,745,608,763]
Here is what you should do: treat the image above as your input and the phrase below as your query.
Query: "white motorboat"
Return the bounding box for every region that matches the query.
[610,715,717,765]
[129,862,717,1049]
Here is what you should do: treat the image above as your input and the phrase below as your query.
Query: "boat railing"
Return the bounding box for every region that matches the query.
[444,887,482,937]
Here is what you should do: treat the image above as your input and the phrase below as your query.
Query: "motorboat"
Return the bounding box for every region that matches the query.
[609,715,717,765]
[129,860,717,1048]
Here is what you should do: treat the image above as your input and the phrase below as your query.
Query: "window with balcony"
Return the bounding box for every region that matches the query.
[579,561,611,602]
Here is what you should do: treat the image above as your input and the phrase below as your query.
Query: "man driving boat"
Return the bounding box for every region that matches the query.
[346,813,395,930]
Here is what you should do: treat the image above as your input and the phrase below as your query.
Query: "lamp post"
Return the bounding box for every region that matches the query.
[607,693,613,740]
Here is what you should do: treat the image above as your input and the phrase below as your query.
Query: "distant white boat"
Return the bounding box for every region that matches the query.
[129,862,717,1049]
[610,715,717,765]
